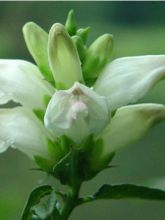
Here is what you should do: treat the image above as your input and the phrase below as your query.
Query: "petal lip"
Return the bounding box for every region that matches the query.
[0,107,50,158]
[44,82,110,144]
[94,55,165,111]
[0,59,54,110]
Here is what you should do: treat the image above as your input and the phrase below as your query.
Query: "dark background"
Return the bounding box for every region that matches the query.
[0,2,165,219]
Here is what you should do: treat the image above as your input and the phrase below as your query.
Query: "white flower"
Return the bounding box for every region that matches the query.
[44,82,110,144]
[0,21,165,170]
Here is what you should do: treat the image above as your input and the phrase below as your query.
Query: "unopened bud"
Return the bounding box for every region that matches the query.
[72,36,86,61]
[23,22,54,83]
[48,23,84,89]
[83,34,113,79]
[65,9,77,36]
[76,27,90,44]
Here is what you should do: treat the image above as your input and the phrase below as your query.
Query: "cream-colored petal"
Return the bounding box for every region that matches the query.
[94,55,165,111]
[0,60,54,110]
[48,23,84,89]
[0,107,50,158]
[91,104,165,171]
[23,22,54,83]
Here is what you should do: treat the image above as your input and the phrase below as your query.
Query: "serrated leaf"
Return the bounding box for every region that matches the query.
[93,184,165,201]
[21,185,53,220]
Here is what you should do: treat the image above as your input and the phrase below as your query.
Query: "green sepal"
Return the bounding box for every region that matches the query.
[76,27,90,44]
[58,135,74,153]
[43,95,51,106]
[53,152,72,185]
[65,9,77,36]
[34,138,71,174]
[85,78,96,87]
[47,139,69,163]
[93,184,165,201]
[21,185,53,220]
[34,155,54,173]
[72,36,86,62]
[33,109,45,121]
[31,191,61,220]
[52,135,113,184]
[32,95,51,121]
[86,138,115,172]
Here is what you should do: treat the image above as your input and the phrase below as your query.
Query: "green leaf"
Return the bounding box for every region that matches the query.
[21,185,53,220]
[93,184,165,201]
[31,191,61,220]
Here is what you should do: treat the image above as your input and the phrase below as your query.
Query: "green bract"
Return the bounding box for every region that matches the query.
[0,10,165,176]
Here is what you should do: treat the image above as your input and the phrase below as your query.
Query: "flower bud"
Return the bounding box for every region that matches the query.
[23,22,54,84]
[72,36,86,61]
[65,9,77,36]
[83,34,113,80]
[48,23,84,89]
[44,82,110,145]
[76,27,90,44]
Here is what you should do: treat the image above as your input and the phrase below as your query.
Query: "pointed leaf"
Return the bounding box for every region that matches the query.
[93,184,165,201]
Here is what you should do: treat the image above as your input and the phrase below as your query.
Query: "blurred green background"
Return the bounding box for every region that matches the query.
[0,1,165,219]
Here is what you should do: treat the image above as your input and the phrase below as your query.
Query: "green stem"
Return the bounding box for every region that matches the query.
[61,149,82,220]
[61,184,81,220]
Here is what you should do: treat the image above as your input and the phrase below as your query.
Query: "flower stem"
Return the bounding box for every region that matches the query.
[61,149,82,220]
[61,184,81,220]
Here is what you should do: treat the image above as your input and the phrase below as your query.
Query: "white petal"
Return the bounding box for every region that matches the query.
[94,55,165,111]
[44,82,110,144]
[0,60,54,110]
[95,104,165,167]
[0,107,50,158]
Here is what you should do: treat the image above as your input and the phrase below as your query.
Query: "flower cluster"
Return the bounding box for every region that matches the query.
[0,10,165,174]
